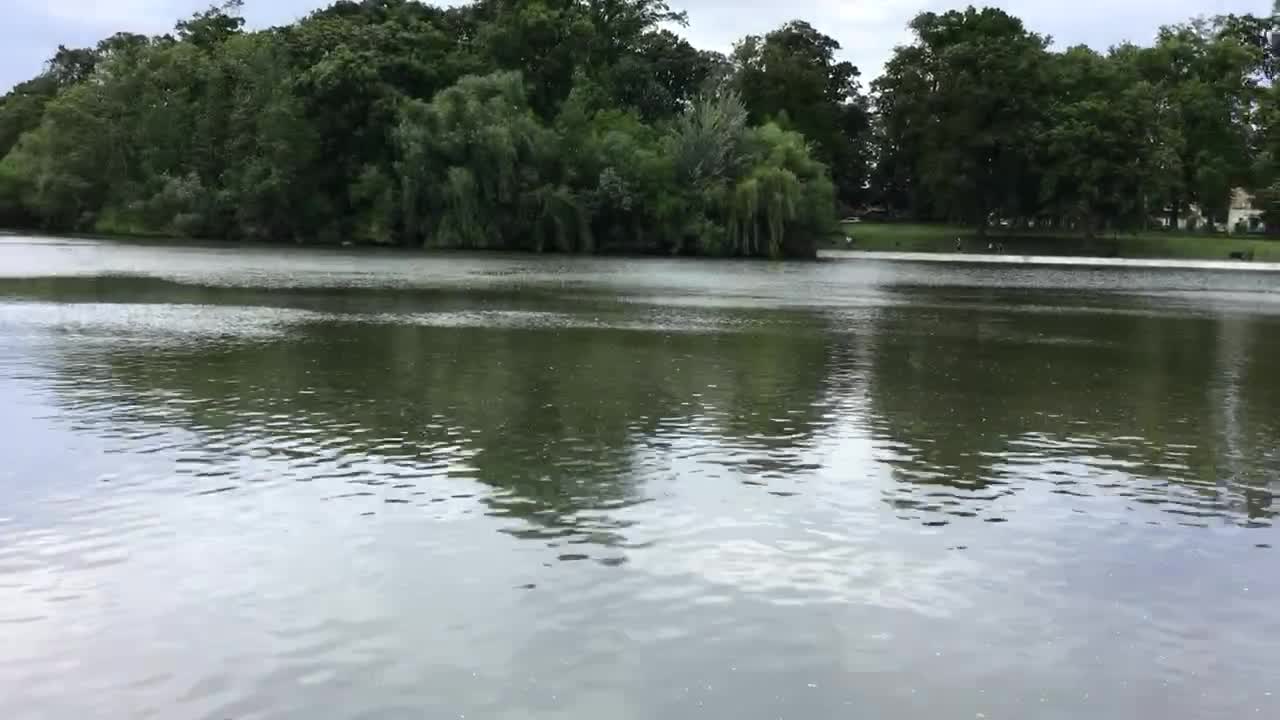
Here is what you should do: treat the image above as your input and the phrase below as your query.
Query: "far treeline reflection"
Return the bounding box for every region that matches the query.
[3,1,1280,256]
[34,276,1279,539]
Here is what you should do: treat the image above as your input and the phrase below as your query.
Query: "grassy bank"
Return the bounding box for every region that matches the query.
[831,222,1280,262]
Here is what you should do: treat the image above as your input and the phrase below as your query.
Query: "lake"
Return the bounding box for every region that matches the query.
[1,235,1277,720]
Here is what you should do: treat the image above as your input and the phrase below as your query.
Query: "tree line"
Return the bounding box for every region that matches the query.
[0,1,1275,256]
[874,9,1277,238]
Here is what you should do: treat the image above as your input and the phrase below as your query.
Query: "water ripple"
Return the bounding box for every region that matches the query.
[0,238,1277,720]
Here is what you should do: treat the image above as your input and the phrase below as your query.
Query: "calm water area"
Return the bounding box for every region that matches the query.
[1,235,1277,719]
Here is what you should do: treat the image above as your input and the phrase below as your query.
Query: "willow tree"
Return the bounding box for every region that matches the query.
[730,123,835,258]
[665,93,834,258]
[394,72,575,250]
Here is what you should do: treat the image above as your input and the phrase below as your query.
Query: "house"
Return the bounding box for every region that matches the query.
[1153,188,1264,233]
[1227,188,1265,234]
[1153,204,1209,231]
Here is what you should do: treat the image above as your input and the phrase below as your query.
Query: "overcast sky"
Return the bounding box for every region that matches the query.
[1,0,1267,93]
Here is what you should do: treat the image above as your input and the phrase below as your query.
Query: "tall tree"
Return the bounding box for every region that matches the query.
[873,8,1049,233]
[1138,19,1263,227]
[600,29,717,122]
[733,21,869,208]
[176,0,247,49]
[1039,46,1175,235]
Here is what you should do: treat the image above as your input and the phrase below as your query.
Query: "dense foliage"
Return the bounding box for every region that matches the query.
[0,0,844,257]
[1,1,1278,252]
[873,8,1277,235]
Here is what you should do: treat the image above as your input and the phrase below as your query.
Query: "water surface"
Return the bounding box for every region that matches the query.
[1,236,1278,719]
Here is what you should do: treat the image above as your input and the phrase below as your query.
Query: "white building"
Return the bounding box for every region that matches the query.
[1155,188,1265,233]
[1227,188,1265,234]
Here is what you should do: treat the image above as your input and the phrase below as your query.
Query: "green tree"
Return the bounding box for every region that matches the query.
[0,84,120,230]
[395,72,566,250]
[601,29,717,122]
[1138,19,1263,227]
[733,21,869,208]
[0,41,111,162]
[176,0,247,49]
[873,8,1050,233]
[664,92,834,257]
[217,34,325,241]
[4,0,838,254]
[0,76,60,167]
[1038,47,1175,234]
[555,101,677,251]
[475,0,689,120]
[282,0,477,240]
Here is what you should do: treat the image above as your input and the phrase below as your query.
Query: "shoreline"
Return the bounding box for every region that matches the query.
[831,222,1280,263]
[0,230,824,261]
[7,230,1280,273]
[823,248,1280,273]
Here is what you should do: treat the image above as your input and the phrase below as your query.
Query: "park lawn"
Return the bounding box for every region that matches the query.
[834,222,1280,262]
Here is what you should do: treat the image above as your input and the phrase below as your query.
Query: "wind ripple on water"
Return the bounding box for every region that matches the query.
[1,243,1278,719]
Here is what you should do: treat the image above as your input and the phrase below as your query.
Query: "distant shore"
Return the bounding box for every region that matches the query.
[822,249,1280,273]
[9,227,1280,269]
[829,223,1280,263]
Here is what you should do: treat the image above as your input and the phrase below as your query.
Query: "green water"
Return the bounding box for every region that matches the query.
[1,236,1277,719]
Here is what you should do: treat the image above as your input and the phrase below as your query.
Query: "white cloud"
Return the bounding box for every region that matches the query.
[38,0,178,26]
[1,1,312,91]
